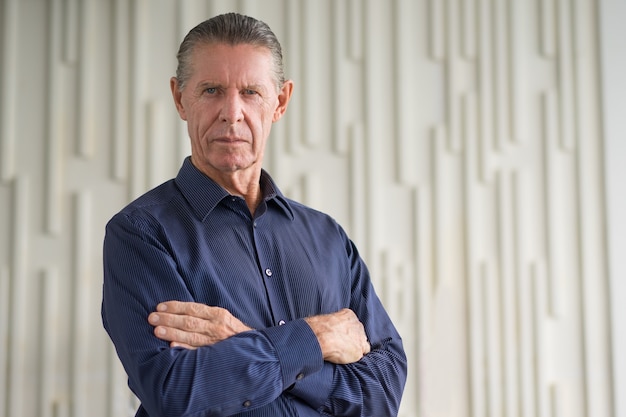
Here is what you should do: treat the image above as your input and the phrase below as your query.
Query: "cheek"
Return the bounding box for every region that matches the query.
[258,106,277,132]
[189,107,215,132]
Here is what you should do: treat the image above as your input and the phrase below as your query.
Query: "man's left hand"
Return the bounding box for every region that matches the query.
[148,301,252,349]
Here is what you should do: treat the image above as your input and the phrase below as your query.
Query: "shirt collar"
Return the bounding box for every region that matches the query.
[175,157,294,221]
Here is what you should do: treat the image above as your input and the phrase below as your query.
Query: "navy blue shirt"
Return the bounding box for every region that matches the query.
[102,157,407,416]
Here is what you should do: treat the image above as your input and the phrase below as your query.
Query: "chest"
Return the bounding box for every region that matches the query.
[169,209,351,328]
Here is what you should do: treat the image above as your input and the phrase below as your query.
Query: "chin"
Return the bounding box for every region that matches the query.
[216,160,256,173]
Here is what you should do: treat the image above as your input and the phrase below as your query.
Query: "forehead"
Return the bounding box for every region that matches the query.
[188,42,275,85]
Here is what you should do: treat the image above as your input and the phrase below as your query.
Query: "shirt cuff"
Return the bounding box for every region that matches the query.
[286,361,334,408]
[260,318,324,390]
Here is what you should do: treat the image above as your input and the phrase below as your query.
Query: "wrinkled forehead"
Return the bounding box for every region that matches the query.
[190,41,281,88]
[187,43,276,86]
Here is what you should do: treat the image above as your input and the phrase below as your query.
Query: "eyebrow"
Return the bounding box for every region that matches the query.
[195,81,267,93]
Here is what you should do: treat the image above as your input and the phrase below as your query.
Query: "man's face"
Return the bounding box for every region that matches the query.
[171,42,292,177]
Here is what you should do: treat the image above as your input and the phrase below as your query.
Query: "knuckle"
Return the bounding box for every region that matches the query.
[189,333,202,346]
[189,303,202,316]
[215,307,228,320]
[183,316,198,330]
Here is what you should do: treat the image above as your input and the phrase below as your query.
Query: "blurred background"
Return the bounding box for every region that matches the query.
[0,0,624,416]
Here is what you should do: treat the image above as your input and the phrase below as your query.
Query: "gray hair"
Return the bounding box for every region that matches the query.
[175,13,285,91]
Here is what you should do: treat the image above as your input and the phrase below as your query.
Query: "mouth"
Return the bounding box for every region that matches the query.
[212,136,248,144]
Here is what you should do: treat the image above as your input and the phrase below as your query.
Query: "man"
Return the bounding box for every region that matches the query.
[102,12,407,417]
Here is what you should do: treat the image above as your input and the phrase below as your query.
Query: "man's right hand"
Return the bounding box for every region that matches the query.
[304,308,371,364]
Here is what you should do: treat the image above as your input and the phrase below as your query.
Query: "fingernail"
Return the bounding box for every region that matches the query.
[149,314,159,324]
[157,327,166,336]
[158,303,167,312]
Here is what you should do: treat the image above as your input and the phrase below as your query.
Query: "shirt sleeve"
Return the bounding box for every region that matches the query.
[286,232,408,416]
[101,211,325,417]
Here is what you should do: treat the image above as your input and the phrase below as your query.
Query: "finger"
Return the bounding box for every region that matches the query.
[158,301,223,321]
[151,312,206,332]
[170,341,197,350]
[157,300,198,315]
[153,325,215,347]
[363,339,371,355]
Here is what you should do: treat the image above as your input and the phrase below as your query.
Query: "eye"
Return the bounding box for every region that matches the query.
[243,89,257,95]
[204,87,217,94]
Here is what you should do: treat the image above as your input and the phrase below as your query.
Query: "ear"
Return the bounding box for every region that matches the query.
[272,80,294,122]
[170,77,188,121]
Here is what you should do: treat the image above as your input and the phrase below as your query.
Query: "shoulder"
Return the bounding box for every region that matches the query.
[107,179,186,231]
[282,198,351,242]
[285,198,337,223]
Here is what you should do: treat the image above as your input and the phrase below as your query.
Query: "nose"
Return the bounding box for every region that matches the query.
[219,91,244,125]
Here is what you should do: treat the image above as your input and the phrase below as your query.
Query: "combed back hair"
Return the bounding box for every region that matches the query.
[175,13,285,91]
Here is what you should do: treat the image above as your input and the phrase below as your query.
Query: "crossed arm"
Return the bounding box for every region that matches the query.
[148,301,371,364]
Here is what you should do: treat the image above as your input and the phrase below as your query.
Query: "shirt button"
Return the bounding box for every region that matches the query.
[296,373,305,380]
[265,268,272,277]
[278,320,286,325]
[243,400,251,407]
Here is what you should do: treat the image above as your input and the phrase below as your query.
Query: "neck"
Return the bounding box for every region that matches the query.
[192,159,263,215]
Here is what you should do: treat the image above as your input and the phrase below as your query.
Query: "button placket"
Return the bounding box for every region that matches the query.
[252,219,291,330]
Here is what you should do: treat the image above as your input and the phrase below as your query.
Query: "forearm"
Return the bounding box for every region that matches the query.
[291,234,409,416]
[288,337,407,416]
[132,331,284,416]
[107,314,323,416]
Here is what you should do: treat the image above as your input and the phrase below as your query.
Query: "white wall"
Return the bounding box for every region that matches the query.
[0,1,621,416]
[600,0,626,416]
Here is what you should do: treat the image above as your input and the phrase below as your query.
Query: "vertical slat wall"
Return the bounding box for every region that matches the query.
[601,1,626,417]
[0,1,616,416]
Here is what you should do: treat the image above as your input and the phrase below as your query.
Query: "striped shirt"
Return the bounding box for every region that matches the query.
[102,157,407,416]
